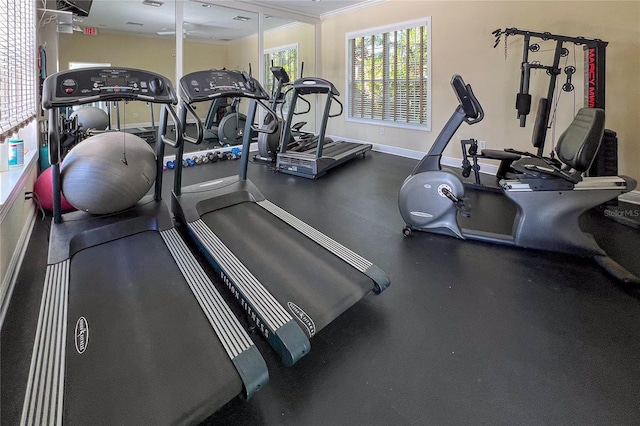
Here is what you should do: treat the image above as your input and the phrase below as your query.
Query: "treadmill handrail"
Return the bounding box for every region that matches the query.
[283,86,312,116]
[180,102,204,145]
[328,96,344,119]
[158,104,184,148]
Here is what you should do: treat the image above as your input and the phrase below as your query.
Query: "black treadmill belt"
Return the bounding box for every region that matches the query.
[201,202,373,336]
[306,141,366,157]
[65,231,241,425]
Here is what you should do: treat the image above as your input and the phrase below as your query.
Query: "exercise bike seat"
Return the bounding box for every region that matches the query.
[478,148,521,179]
[477,98,551,178]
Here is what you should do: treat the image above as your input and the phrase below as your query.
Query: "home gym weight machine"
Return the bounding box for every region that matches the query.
[399,74,638,284]
[462,28,614,187]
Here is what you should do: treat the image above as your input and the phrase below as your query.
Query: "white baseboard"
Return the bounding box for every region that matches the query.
[335,135,500,176]
[0,205,36,328]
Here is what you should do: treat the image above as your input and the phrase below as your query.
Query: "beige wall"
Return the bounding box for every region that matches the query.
[183,40,229,74]
[53,2,640,179]
[183,40,230,120]
[227,36,257,73]
[59,32,177,126]
[321,0,640,179]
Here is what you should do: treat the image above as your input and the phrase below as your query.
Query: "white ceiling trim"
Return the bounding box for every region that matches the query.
[319,0,387,20]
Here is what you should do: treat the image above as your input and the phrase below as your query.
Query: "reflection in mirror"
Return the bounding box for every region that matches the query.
[264,20,317,135]
[57,0,176,135]
[182,3,258,149]
[180,4,319,151]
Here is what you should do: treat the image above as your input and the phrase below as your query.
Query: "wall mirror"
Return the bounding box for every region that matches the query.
[181,3,258,148]
[57,0,177,130]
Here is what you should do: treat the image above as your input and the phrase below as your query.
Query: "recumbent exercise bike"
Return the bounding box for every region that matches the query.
[398,74,637,283]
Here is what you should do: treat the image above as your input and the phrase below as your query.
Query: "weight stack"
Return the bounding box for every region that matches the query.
[589,129,618,176]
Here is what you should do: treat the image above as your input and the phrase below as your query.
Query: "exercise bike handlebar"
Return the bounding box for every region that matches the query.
[411,75,484,175]
[450,74,484,124]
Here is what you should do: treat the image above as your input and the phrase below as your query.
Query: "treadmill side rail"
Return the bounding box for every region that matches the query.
[21,261,69,426]
[160,228,268,397]
[257,200,390,293]
[189,220,311,366]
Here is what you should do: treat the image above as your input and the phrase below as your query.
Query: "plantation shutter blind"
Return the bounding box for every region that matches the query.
[0,0,36,141]
[348,20,430,128]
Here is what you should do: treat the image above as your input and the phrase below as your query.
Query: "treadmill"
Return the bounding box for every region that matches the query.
[171,69,390,366]
[21,67,268,426]
[276,77,372,179]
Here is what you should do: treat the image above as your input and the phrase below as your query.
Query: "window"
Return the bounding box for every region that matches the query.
[263,44,298,96]
[346,18,431,130]
[0,0,36,141]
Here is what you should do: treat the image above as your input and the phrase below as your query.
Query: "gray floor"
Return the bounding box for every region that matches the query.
[2,151,640,425]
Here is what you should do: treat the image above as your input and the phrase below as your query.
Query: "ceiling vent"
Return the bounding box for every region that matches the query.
[142,0,164,7]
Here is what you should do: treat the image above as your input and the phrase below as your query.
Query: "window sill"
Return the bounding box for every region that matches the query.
[0,149,38,222]
[345,117,431,132]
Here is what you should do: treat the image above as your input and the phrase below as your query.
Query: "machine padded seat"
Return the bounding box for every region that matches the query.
[480,149,521,161]
[555,108,605,172]
[511,108,605,183]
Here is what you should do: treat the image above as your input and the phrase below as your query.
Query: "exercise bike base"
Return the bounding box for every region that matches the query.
[594,255,640,285]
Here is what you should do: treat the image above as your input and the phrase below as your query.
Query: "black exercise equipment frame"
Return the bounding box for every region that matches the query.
[493,27,607,156]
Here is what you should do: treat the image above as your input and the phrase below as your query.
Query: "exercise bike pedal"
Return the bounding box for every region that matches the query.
[441,187,471,218]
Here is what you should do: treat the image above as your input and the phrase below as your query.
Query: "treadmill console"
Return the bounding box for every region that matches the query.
[293,77,339,96]
[42,67,177,108]
[180,69,269,104]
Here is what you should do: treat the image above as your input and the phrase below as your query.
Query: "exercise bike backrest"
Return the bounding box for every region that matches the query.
[412,75,484,175]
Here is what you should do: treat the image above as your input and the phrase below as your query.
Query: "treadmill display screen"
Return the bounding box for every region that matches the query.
[106,76,127,87]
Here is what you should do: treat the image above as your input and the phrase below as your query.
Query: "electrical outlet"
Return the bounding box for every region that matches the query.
[478,140,486,150]
[379,127,385,135]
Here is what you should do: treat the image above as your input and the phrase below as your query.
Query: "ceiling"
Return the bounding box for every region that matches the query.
[50,0,374,42]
